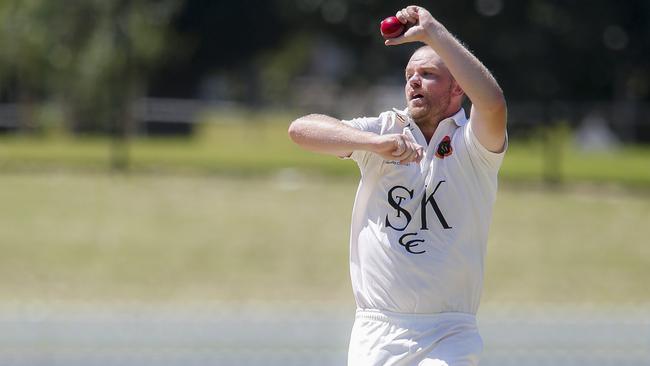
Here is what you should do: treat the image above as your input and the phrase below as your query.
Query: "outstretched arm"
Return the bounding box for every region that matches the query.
[288,114,424,163]
[387,5,507,153]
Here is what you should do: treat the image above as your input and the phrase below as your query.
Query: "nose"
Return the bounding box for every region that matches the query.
[407,73,421,88]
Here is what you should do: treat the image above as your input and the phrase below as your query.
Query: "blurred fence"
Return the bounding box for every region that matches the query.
[0,103,19,133]
[0,96,648,185]
[1,95,649,142]
[506,100,650,144]
[0,302,648,366]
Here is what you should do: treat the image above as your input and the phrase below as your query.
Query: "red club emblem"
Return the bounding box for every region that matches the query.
[435,136,453,159]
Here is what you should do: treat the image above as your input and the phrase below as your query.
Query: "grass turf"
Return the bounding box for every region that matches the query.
[0,173,648,304]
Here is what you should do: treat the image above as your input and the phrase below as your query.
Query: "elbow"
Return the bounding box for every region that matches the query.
[490,89,507,114]
[480,90,507,117]
[288,116,308,144]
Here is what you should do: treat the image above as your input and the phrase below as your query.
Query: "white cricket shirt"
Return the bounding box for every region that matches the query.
[343,108,506,315]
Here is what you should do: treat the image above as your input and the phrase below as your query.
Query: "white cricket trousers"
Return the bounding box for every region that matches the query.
[347,309,483,366]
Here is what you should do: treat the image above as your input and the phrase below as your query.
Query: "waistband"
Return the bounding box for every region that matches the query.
[356,308,476,325]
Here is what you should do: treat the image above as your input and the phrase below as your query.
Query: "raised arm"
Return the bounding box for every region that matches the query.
[288,114,423,163]
[387,5,507,153]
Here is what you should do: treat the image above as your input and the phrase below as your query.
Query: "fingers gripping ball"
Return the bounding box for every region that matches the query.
[380,16,405,39]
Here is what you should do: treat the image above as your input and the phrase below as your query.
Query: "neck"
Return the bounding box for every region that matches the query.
[413,118,439,143]
[412,111,450,143]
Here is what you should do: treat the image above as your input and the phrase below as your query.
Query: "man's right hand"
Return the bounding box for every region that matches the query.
[370,134,424,164]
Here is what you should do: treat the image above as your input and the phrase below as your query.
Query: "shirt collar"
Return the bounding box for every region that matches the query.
[393,108,468,127]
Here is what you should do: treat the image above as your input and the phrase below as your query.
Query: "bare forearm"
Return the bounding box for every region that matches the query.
[424,23,505,112]
[289,114,425,163]
[288,114,377,157]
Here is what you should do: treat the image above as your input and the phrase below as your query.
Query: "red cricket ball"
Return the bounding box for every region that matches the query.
[380,16,405,39]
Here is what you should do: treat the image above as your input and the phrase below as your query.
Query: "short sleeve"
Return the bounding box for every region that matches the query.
[340,116,383,168]
[461,118,508,171]
[341,116,382,134]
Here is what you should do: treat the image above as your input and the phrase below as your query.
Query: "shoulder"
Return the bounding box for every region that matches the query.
[452,118,507,171]
[379,109,411,134]
[343,109,407,135]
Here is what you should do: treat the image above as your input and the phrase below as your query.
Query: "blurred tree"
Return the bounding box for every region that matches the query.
[2,1,648,141]
[152,0,648,106]
[0,0,181,170]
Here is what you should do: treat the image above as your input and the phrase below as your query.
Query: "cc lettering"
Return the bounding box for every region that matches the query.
[398,232,425,254]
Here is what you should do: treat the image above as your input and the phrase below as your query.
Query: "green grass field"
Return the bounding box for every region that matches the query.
[0,111,648,304]
[0,173,648,305]
[0,111,649,187]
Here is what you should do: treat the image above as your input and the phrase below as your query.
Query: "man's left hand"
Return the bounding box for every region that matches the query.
[385,6,440,46]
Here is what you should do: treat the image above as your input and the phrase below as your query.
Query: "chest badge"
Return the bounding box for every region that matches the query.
[435,135,453,159]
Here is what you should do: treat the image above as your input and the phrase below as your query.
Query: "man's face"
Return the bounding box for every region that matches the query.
[404,48,455,123]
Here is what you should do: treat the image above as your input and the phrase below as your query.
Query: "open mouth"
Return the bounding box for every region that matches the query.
[410,93,424,101]
[410,92,424,101]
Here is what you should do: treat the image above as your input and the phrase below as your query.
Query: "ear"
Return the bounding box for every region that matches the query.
[451,80,464,98]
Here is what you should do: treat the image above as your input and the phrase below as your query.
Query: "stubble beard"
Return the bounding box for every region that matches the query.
[407,91,452,127]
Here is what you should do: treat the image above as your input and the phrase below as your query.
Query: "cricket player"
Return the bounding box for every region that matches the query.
[288,5,507,366]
